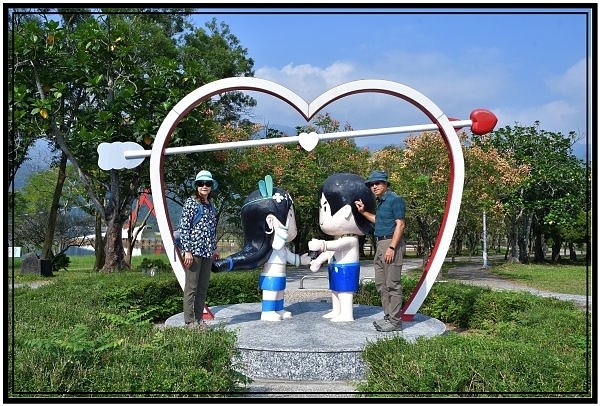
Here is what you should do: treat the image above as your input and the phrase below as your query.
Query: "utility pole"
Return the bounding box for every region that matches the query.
[482,210,488,269]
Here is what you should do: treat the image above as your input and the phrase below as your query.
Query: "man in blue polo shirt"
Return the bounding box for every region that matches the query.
[355,170,406,332]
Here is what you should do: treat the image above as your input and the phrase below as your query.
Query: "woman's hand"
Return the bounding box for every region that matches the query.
[184,251,193,268]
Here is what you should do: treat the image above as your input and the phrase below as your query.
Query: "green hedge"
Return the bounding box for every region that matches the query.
[356,277,590,397]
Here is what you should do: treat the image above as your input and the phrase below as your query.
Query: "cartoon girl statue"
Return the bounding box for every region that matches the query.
[212,175,310,321]
[308,173,376,322]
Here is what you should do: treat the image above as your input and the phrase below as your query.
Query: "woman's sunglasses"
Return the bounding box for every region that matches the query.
[196,181,213,187]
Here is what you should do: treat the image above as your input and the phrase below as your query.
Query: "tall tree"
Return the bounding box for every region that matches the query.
[12,164,93,255]
[459,135,529,259]
[370,130,528,267]
[10,9,255,271]
[7,11,48,192]
[480,122,587,263]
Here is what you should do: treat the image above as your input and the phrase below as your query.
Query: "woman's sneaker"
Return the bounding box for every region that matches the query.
[185,320,210,330]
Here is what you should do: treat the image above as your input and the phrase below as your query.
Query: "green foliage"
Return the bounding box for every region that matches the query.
[52,252,70,272]
[21,323,125,393]
[356,276,418,308]
[359,330,588,395]
[8,262,591,397]
[419,282,481,328]
[355,280,381,305]
[208,270,262,305]
[102,276,183,322]
[24,323,124,355]
[10,11,257,272]
[138,257,171,274]
[467,290,542,330]
[9,267,254,395]
[481,123,589,262]
[99,305,159,327]
[358,283,590,396]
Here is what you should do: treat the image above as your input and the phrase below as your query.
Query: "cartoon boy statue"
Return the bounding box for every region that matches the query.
[308,173,376,322]
[212,175,310,321]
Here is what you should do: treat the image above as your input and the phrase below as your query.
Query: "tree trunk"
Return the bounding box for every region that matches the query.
[41,152,68,260]
[453,236,462,257]
[451,238,457,263]
[94,211,105,271]
[505,215,519,262]
[518,213,532,264]
[422,246,430,270]
[416,216,433,268]
[533,219,546,263]
[101,218,127,272]
[551,239,562,263]
[568,242,578,263]
[100,170,134,272]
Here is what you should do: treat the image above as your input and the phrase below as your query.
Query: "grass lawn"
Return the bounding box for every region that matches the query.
[9,253,591,296]
[491,262,591,296]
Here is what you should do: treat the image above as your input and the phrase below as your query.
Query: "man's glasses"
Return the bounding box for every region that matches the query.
[196,181,213,187]
[368,181,385,187]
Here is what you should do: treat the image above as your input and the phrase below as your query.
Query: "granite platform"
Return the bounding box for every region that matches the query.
[164,300,446,381]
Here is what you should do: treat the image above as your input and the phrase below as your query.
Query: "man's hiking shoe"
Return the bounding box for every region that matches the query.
[375,320,402,332]
[372,315,390,328]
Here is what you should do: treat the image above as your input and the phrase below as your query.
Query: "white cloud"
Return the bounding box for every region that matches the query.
[494,100,584,136]
[487,58,588,139]
[547,58,587,99]
[257,61,356,100]
[252,55,509,133]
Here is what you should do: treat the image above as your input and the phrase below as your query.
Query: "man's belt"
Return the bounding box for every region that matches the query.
[375,234,394,241]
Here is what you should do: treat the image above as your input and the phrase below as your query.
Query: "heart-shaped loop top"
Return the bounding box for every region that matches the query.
[149,77,474,320]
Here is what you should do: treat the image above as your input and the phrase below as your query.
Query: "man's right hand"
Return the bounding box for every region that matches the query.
[354,199,364,213]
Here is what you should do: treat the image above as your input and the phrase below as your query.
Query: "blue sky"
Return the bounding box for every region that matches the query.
[188,6,592,156]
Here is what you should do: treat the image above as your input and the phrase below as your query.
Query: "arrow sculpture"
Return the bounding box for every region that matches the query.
[97,109,497,170]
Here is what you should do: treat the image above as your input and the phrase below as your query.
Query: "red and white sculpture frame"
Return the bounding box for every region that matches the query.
[142,77,496,321]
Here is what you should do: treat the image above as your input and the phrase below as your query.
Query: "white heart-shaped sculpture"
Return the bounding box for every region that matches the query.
[150,77,465,321]
[298,132,319,152]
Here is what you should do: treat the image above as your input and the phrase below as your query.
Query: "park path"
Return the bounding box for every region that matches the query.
[440,258,591,310]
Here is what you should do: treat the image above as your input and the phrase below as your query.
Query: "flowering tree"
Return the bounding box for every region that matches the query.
[369,130,529,266]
